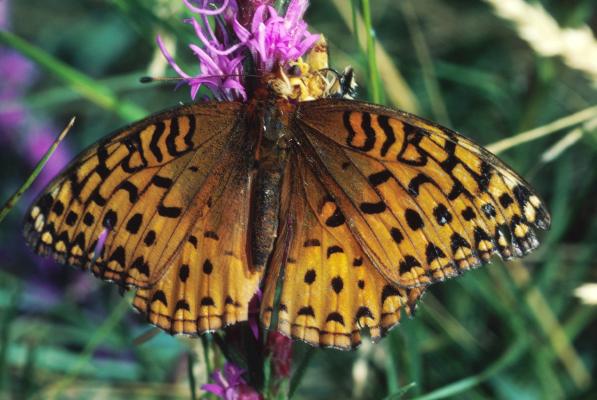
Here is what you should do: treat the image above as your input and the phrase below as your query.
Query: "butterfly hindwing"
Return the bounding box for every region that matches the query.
[261,152,424,349]
[294,99,550,288]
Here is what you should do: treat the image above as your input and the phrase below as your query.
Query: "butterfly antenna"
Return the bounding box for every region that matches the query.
[140,73,262,84]
[139,76,185,84]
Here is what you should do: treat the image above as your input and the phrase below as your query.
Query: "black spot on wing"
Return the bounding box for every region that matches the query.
[52,201,64,216]
[327,246,344,258]
[144,231,156,246]
[151,175,174,189]
[179,264,190,282]
[151,290,168,306]
[131,256,150,277]
[381,284,401,303]
[149,121,166,162]
[378,115,396,157]
[116,181,139,203]
[298,306,315,317]
[304,269,316,284]
[66,211,78,227]
[356,306,374,321]
[83,212,95,227]
[175,299,190,311]
[360,201,386,214]
[433,204,453,226]
[103,210,117,228]
[304,239,321,247]
[204,231,219,240]
[126,213,143,234]
[450,233,471,253]
[368,169,392,186]
[461,207,476,221]
[426,243,446,263]
[203,259,214,274]
[326,312,345,325]
[200,297,215,306]
[390,227,404,244]
[499,193,514,208]
[408,173,433,196]
[325,208,345,227]
[399,255,421,274]
[331,276,344,294]
[405,209,424,230]
[157,205,182,218]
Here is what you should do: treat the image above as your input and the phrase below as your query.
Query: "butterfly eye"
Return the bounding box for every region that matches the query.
[287,65,302,77]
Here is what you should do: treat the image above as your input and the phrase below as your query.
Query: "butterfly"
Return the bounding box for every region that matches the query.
[24,48,550,350]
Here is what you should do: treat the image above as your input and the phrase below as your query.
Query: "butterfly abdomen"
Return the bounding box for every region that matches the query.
[248,100,290,270]
[249,160,284,270]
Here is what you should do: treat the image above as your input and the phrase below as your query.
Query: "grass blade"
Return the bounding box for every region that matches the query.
[411,339,527,400]
[0,31,147,122]
[0,117,75,225]
[487,105,597,153]
[288,347,315,399]
[360,0,382,103]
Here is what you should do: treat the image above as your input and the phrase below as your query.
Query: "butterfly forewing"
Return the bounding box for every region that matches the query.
[24,102,265,331]
[294,99,550,289]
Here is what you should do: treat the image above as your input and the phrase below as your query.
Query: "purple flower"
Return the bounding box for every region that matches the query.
[159,0,319,100]
[0,50,35,135]
[266,331,292,378]
[202,362,262,400]
[93,227,110,260]
[236,0,274,27]
[248,288,262,339]
[158,0,247,101]
[234,0,319,71]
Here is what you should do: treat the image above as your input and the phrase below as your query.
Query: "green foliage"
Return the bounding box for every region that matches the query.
[1,0,596,398]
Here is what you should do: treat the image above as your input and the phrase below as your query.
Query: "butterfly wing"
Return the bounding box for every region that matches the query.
[261,151,424,349]
[25,102,263,333]
[291,99,550,289]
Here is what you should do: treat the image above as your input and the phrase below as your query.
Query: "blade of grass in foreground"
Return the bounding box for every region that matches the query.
[330,0,420,113]
[288,347,316,399]
[486,104,597,154]
[0,31,147,122]
[399,0,451,126]
[411,339,527,400]
[35,295,132,400]
[360,0,382,104]
[0,117,75,225]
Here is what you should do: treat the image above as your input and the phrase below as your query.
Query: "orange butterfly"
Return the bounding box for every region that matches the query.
[24,49,549,350]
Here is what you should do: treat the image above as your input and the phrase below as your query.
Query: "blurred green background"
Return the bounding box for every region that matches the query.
[1,0,596,399]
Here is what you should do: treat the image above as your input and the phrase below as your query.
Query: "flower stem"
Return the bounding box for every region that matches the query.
[360,0,382,103]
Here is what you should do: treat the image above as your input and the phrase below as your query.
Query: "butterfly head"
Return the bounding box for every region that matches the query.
[261,36,357,102]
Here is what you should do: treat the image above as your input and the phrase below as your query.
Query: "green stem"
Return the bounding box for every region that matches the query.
[0,118,75,225]
[360,0,382,103]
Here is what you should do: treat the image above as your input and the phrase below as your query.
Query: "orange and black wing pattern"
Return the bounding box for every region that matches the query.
[261,151,424,349]
[24,102,263,333]
[260,98,549,349]
[291,98,550,289]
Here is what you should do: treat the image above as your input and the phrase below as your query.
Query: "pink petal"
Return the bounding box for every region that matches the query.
[183,0,229,15]
[156,36,191,79]
[202,383,225,397]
